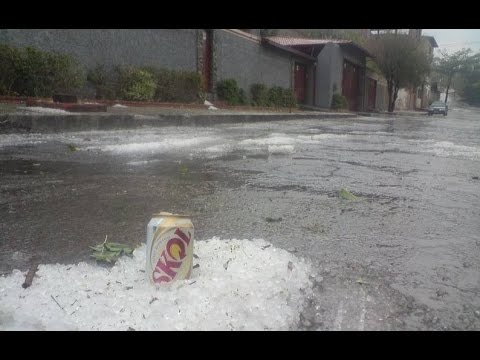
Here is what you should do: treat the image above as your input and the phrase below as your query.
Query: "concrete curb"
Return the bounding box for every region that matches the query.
[358,111,428,118]
[0,112,357,133]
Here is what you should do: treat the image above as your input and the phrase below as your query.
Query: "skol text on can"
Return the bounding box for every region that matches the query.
[146,212,194,285]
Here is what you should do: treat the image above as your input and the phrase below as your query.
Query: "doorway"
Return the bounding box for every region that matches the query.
[294,62,307,103]
[367,78,377,110]
[342,60,360,111]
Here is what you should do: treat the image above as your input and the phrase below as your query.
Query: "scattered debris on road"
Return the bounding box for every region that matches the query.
[22,261,39,289]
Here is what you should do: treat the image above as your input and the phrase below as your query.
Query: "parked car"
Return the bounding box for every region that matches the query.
[428,101,448,116]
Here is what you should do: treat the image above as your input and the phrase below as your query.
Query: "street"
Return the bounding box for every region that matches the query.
[1,103,479,330]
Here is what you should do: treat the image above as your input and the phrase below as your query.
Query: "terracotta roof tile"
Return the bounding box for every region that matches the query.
[265,36,374,58]
[265,37,352,46]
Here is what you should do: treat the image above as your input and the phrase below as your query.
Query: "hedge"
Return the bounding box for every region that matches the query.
[215,78,247,105]
[331,93,349,110]
[0,43,84,97]
[87,65,204,103]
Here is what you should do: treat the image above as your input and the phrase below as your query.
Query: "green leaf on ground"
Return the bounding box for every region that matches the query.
[339,187,359,201]
[67,144,77,152]
[179,164,189,177]
[90,240,133,264]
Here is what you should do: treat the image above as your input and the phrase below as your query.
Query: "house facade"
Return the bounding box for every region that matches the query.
[263,37,372,111]
[1,29,373,111]
[365,69,389,112]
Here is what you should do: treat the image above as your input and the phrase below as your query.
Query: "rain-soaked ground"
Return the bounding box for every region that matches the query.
[1,101,479,330]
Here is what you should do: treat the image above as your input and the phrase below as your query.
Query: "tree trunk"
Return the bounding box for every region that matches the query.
[421,83,425,108]
[387,81,394,113]
[387,81,399,113]
[445,74,452,104]
[388,98,394,113]
[391,86,399,113]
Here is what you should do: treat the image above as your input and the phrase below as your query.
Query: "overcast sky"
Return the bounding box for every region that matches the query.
[423,29,480,54]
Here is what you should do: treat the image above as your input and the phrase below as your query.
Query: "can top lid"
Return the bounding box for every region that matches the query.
[152,211,191,217]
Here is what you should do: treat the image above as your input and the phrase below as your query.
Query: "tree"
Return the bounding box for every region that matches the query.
[433,49,478,104]
[461,54,480,106]
[367,34,432,112]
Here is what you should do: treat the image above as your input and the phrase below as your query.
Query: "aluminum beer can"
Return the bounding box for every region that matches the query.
[146,212,194,285]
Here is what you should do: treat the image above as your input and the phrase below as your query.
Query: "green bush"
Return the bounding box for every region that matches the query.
[250,83,269,106]
[145,67,175,102]
[116,66,157,101]
[267,86,285,107]
[86,65,204,103]
[463,80,480,106]
[238,88,247,105]
[87,64,117,100]
[145,67,203,103]
[176,71,204,103]
[331,93,349,110]
[216,78,247,105]
[0,43,84,97]
[281,88,297,108]
[45,51,84,95]
[0,43,22,95]
[250,83,297,108]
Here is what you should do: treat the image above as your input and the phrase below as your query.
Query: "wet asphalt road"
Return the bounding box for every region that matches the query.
[1,102,479,330]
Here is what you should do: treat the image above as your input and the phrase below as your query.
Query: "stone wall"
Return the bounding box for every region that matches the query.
[0,29,198,71]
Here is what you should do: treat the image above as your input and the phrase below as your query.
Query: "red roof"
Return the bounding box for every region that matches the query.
[265,36,373,58]
[265,37,352,46]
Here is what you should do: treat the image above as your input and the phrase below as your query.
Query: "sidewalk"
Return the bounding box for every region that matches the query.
[0,101,357,133]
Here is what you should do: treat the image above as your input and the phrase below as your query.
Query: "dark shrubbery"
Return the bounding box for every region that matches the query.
[331,93,349,110]
[115,66,157,101]
[461,69,480,106]
[250,83,269,106]
[267,86,285,107]
[266,86,297,108]
[215,78,247,105]
[87,65,204,103]
[145,67,204,103]
[0,42,204,103]
[0,43,84,97]
[217,80,296,108]
[238,88,248,105]
[87,64,117,100]
[145,67,175,102]
[0,43,20,95]
[281,88,297,108]
[463,81,480,105]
